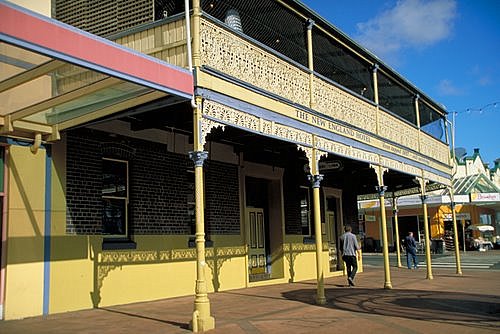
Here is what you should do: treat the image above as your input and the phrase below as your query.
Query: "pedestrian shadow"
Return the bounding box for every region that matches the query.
[281,287,500,331]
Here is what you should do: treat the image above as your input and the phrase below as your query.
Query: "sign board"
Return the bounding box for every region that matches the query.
[443,213,471,221]
[470,193,500,202]
[364,215,377,222]
[319,160,343,171]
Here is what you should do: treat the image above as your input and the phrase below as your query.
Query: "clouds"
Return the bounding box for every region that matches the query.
[354,0,457,63]
[436,65,495,97]
[469,65,493,87]
[437,79,462,96]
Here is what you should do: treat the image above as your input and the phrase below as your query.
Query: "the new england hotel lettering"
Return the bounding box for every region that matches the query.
[0,0,454,329]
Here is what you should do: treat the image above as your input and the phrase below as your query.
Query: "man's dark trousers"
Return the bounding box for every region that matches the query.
[343,255,358,280]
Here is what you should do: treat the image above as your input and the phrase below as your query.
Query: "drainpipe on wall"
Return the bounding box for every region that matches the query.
[185,0,197,108]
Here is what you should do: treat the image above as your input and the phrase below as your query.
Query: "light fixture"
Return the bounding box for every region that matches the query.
[224,8,243,33]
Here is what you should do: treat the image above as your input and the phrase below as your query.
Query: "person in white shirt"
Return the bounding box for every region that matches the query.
[340,225,361,286]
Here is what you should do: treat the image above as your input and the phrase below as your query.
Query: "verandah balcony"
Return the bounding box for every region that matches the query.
[105,0,451,173]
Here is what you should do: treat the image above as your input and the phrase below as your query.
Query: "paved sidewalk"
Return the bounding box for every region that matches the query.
[1,267,499,333]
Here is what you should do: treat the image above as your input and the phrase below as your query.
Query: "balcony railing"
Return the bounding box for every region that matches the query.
[200,19,310,107]
[106,13,449,169]
[199,17,450,167]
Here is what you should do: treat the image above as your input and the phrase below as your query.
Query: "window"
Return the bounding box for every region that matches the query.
[419,100,446,143]
[378,72,416,125]
[102,158,128,237]
[479,214,492,225]
[300,186,311,235]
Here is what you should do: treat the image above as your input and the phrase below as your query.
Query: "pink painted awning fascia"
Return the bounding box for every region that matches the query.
[0,1,193,98]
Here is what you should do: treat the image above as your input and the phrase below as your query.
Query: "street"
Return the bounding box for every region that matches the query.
[362,249,500,270]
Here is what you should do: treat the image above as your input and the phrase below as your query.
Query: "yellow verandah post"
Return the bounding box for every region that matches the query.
[418,178,433,280]
[309,144,326,305]
[449,187,463,275]
[372,164,392,289]
[392,198,402,268]
[189,97,215,331]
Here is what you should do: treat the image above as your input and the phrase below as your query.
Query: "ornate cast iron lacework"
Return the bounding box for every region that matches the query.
[315,137,378,165]
[199,18,450,171]
[203,100,313,146]
[379,156,421,177]
[419,132,450,165]
[314,76,377,134]
[422,170,451,187]
[200,19,310,107]
[201,119,226,147]
[204,100,260,132]
[378,110,419,152]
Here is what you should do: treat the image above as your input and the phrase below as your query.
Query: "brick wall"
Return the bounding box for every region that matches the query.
[129,140,192,234]
[283,166,303,235]
[205,160,240,235]
[66,129,240,235]
[66,131,103,234]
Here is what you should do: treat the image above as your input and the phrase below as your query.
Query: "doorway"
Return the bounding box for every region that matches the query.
[245,176,271,281]
[247,208,267,275]
[324,189,342,272]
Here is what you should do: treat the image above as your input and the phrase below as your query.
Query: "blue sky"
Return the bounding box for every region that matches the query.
[302,0,499,167]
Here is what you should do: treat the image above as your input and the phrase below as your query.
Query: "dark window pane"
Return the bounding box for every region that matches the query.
[102,198,127,236]
[300,187,310,235]
[202,0,308,67]
[102,159,127,197]
[313,30,374,101]
[378,72,416,125]
[419,100,446,142]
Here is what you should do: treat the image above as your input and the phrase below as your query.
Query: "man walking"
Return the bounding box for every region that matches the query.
[340,225,361,286]
[405,232,418,269]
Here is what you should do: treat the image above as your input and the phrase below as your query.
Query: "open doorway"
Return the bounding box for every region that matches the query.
[323,188,343,272]
[245,177,271,281]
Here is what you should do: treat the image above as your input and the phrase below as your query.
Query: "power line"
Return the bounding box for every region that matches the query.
[452,101,499,115]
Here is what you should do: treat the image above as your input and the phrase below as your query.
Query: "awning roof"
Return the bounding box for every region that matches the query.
[0,1,193,141]
[453,173,500,195]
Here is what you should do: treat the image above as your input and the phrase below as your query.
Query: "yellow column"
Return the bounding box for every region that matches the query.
[192,0,201,68]
[418,178,433,280]
[372,64,380,135]
[372,164,392,289]
[449,188,462,275]
[392,198,402,268]
[415,95,421,152]
[189,97,215,332]
[377,185,392,289]
[308,145,326,305]
[306,19,315,109]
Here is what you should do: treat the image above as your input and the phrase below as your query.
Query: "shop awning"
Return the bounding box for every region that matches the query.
[0,1,193,141]
[467,225,495,232]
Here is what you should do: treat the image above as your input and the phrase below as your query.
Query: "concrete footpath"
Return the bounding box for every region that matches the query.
[1,266,499,333]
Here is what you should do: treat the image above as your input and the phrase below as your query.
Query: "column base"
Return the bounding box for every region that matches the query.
[189,313,215,333]
[316,296,327,305]
[384,282,393,289]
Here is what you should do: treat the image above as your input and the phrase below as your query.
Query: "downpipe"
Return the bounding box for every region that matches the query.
[185,0,197,108]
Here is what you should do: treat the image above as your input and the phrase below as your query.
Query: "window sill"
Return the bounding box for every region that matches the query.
[102,239,137,250]
[188,237,213,248]
[303,236,315,244]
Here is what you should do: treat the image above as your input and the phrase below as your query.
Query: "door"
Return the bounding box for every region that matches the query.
[247,208,267,275]
[326,210,338,272]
